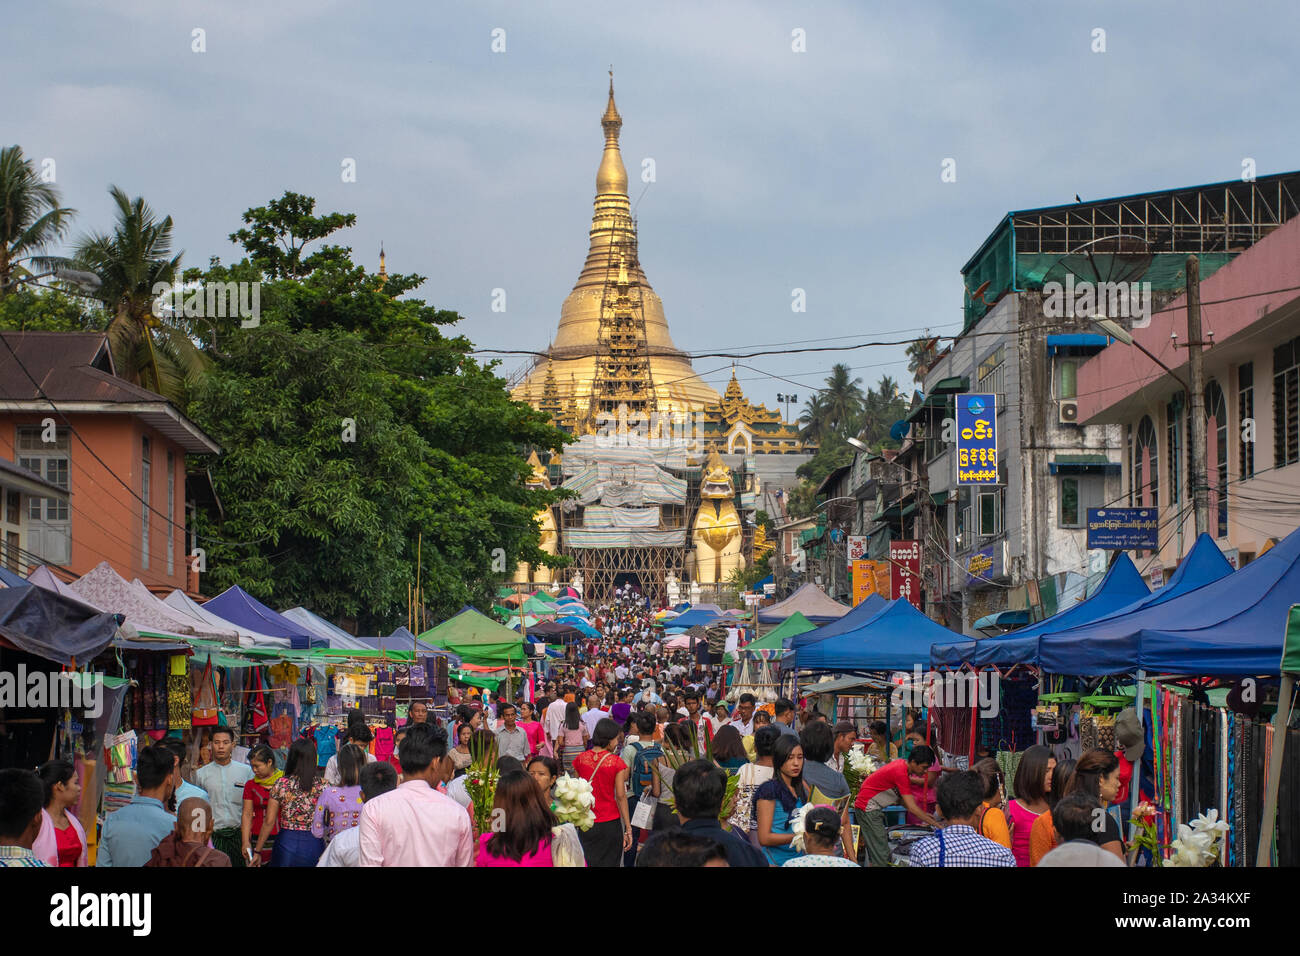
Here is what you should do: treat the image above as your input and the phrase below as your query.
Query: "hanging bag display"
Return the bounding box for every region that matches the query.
[192,654,221,726]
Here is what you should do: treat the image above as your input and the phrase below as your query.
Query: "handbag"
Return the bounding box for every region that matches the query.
[631,795,657,829]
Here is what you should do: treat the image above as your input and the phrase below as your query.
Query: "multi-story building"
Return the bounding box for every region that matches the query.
[1077,210,1300,578]
[0,331,221,592]
[920,172,1300,630]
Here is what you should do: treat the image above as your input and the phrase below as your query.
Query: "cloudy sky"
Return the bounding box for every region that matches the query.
[7,0,1299,413]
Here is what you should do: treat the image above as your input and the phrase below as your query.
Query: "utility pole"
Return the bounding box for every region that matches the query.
[1185,255,1209,537]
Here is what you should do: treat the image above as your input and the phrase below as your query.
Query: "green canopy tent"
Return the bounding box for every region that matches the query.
[418,607,530,667]
[521,595,560,616]
[724,611,816,664]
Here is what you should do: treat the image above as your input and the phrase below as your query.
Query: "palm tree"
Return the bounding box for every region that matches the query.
[906,333,938,382]
[798,392,829,444]
[73,186,207,403]
[820,363,865,435]
[0,145,76,297]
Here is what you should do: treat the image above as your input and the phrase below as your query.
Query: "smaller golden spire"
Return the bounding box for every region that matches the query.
[378,244,387,281]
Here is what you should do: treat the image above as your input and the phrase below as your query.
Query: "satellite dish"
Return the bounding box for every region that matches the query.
[1041,235,1153,296]
[889,420,909,443]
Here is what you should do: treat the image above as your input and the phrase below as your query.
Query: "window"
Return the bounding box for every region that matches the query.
[166,450,175,576]
[956,488,972,551]
[1166,397,1182,504]
[1239,363,1254,479]
[1134,416,1158,508]
[978,346,1006,410]
[1057,358,1079,400]
[1206,381,1228,538]
[1276,336,1300,467]
[978,488,1002,537]
[4,490,17,526]
[1060,475,1104,528]
[142,436,151,570]
[17,426,69,522]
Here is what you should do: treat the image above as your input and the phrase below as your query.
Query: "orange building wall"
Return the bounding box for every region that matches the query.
[0,414,190,590]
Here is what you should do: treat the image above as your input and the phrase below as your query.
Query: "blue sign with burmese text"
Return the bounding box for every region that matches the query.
[957,393,998,485]
[1086,508,1159,550]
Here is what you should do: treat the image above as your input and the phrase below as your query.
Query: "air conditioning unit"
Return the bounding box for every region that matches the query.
[1058,400,1080,425]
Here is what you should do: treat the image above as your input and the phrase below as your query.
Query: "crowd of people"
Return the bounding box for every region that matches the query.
[0,585,1132,868]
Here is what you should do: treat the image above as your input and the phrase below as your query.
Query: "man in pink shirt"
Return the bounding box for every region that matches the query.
[359,723,473,867]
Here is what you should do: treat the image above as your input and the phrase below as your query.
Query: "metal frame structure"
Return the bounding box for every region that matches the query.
[1011,173,1300,256]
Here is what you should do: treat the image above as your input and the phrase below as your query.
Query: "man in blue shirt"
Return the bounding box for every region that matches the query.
[97,745,176,867]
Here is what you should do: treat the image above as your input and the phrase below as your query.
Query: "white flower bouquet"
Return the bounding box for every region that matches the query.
[789,802,815,853]
[1165,810,1230,867]
[553,774,597,831]
[842,744,879,796]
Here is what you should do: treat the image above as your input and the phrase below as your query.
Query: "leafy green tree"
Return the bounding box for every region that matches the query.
[0,145,76,297]
[189,193,569,631]
[0,287,100,332]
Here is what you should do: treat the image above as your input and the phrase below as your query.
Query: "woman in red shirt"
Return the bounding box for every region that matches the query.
[240,744,282,866]
[572,717,630,867]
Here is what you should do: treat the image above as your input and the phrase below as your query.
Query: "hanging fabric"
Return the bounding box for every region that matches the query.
[192,654,220,726]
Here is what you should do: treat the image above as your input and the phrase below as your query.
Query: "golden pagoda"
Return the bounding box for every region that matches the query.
[513,75,720,421]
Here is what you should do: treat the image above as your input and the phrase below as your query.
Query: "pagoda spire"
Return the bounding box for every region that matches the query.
[597,69,628,198]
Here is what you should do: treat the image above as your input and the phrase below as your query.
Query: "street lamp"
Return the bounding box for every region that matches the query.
[1091,310,1209,537]
[0,266,101,295]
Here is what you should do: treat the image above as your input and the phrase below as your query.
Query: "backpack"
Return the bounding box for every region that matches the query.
[629,740,663,794]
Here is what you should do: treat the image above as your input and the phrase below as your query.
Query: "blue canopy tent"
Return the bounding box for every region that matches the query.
[796,598,966,674]
[930,553,1149,669]
[789,593,887,655]
[556,618,600,639]
[1038,527,1300,676]
[204,586,324,648]
[665,608,726,630]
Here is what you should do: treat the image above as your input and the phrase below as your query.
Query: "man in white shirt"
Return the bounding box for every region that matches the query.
[318,761,397,867]
[650,639,661,656]
[728,693,757,736]
[544,689,571,742]
[580,694,608,738]
[194,727,254,865]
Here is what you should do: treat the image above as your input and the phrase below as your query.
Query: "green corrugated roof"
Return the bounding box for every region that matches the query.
[1055,454,1111,465]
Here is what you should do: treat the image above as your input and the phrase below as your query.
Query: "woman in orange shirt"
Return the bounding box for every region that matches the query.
[973,758,1011,848]
[1029,758,1075,866]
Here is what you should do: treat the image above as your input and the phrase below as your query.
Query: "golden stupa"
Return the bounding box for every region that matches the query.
[513,75,720,422]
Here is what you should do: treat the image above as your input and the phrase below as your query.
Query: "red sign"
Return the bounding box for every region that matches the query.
[890,539,922,609]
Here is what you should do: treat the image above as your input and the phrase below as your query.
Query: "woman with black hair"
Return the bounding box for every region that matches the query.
[254,738,325,867]
[728,725,778,837]
[784,805,860,867]
[1030,758,1076,865]
[312,743,366,845]
[527,754,560,802]
[475,770,560,866]
[1064,749,1125,861]
[710,724,749,772]
[754,733,808,866]
[1007,744,1056,867]
[32,759,86,867]
[557,701,589,774]
[573,717,630,867]
[972,757,1012,849]
[241,744,280,866]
